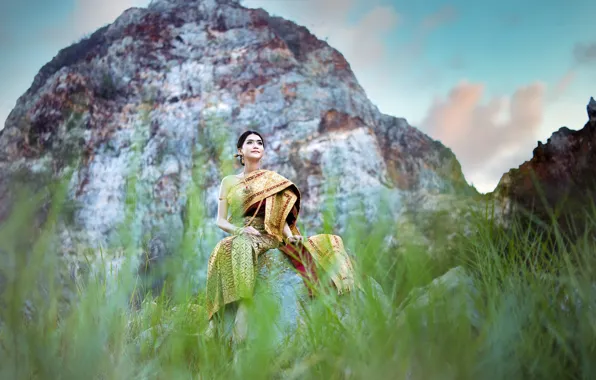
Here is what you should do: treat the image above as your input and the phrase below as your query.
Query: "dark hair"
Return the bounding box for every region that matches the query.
[234,130,265,166]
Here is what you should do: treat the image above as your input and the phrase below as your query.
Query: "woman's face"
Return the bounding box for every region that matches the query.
[239,133,264,162]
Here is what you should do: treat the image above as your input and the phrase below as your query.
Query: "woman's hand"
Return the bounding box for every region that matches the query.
[237,226,261,236]
[286,235,304,245]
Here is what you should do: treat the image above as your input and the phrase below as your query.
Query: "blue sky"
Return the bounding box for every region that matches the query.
[1,0,595,192]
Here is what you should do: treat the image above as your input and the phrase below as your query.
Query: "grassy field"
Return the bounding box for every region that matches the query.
[1,173,595,380]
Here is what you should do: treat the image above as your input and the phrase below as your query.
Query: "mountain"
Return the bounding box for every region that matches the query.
[0,0,476,290]
[493,97,596,237]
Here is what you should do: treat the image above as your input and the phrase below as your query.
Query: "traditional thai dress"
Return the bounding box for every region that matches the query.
[205,169,356,320]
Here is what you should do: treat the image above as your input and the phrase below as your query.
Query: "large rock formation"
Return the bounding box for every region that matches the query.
[493,97,596,238]
[0,0,475,299]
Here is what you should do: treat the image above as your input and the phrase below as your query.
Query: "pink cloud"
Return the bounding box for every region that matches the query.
[551,70,575,99]
[420,81,546,175]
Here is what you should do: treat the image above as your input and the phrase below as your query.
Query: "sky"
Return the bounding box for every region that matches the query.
[1,0,595,193]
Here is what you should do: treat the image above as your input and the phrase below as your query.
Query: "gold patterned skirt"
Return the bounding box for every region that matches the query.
[206,215,282,320]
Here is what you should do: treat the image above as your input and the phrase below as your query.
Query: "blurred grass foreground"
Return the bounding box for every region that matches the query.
[1,168,596,380]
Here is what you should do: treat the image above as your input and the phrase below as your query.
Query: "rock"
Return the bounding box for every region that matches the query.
[209,248,308,346]
[131,237,170,307]
[588,97,596,125]
[396,266,482,330]
[212,247,389,348]
[493,97,596,240]
[0,0,476,306]
[255,249,311,333]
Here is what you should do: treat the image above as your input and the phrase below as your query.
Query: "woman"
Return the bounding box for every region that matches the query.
[205,130,356,343]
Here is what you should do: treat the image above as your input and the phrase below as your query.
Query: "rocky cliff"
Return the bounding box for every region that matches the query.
[0,0,475,290]
[493,97,596,237]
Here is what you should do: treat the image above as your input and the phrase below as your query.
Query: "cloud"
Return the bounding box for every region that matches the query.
[420,81,546,190]
[264,1,451,70]
[554,70,575,95]
[548,70,576,102]
[245,0,399,69]
[336,6,399,67]
[469,146,534,192]
[573,42,596,65]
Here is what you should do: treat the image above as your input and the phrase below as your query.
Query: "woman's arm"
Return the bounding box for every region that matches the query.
[215,177,241,235]
[283,220,305,244]
[283,221,293,241]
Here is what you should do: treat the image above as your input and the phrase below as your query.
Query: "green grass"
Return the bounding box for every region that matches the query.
[1,172,596,380]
